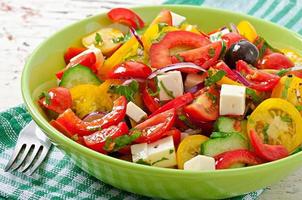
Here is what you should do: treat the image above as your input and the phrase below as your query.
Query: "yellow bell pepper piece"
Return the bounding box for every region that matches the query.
[216,76,242,86]
[180,23,201,34]
[280,48,302,66]
[237,20,258,42]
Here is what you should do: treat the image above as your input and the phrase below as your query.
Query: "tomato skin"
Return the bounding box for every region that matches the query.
[132,108,176,143]
[107,8,144,29]
[64,47,86,64]
[184,87,219,122]
[38,87,72,114]
[164,128,181,147]
[258,53,294,70]
[151,10,172,26]
[142,87,161,113]
[215,149,263,169]
[83,122,129,154]
[108,61,152,79]
[213,61,238,81]
[150,31,210,69]
[221,32,245,48]
[250,130,289,161]
[171,41,223,70]
[149,93,194,117]
[55,96,127,136]
[236,60,280,91]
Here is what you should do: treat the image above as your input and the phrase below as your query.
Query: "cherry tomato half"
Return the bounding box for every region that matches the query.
[107,8,145,29]
[142,87,161,113]
[108,61,152,79]
[64,47,86,64]
[258,53,294,70]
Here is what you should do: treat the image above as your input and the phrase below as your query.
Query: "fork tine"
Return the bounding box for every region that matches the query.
[9,145,32,171]
[26,146,50,176]
[4,144,25,172]
[19,145,41,173]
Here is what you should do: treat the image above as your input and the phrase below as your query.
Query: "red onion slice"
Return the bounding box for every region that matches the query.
[185,82,205,93]
[232,70,251,87]
[130,27,144,48]
[230,23,239,34]
[82,111,106,122]
[148,62,207,79]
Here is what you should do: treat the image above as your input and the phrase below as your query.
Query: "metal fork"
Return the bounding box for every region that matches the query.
[4,121,52,175]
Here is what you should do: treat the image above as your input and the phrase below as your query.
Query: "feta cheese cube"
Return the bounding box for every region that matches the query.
[126,101,147,122]
[131,143,148,163]
[219,84,246,116]
[209,28,230,42]
[171,12,186,26]
[147,136,177,168]
[157,71,184,101]
[184,155,216,171]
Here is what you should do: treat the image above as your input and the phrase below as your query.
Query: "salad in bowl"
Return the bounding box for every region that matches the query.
[37,7,302,171]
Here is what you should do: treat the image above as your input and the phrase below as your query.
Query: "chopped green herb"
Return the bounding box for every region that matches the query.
[112,36,124,43]
[282,76,293,99]
[254,36,280,59]
[296,105,302,111]
[276,69,290,77]
[208,47,216,58]
[151,157,169,165]
[169,149,174,154]
[246,88,261,103]
[178,114,195,129]
[71,134,79,141]
[147,88,159,97]
[136,159,151,165]
[205,70,226,86]
[158,23,168,32]
[291,146,302,155]
[206,92,217,103]
[95,32,103,45]
[159,80,175,99]
[263,123,269,143]
[152,31,166,43]
[39,91,51,105]
[103,131,141,152]
[110,80,139,101]
[175,54,184,62]
[178,115,187,121]
[280,115,292,123]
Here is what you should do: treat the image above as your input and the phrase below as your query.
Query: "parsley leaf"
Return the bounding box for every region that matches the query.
[280,115,292,123]
[296,105,302,111]
[246,88,261,103]
[39,91,51,105]
[205,70,226,86]
[169,149,174,154]
[103,131,141,152]
[276,69,290,77]
[136,159,151,165]
[158,23,168,32]
[151,157,169,165]
[175,54,184,62]
[95,32,103,45]
[206,92,217,103]
[208,47,216,58]
[110,80,139,101]
[159,80,175,99]
[112,36,124,44]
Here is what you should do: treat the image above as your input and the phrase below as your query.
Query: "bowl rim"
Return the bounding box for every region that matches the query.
[21,4,302,177]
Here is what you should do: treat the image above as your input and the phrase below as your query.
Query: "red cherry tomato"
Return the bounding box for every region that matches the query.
[250,130,289,161]
[64,47,86,64]
[258,53,294,70]
[236,60,280,91]
[164,128,181,147]
[38,87,72,114]
[55,96,127,136]
[107,8,144,29]
[184,87,219,122]
[150,10,172,26]
[108,61,152,79]
[214,149,263,169]
[83,122,129,154]
[142,87,161,113]
[221,32,245,49]
[150,31,210,69]
[131,108,176,143]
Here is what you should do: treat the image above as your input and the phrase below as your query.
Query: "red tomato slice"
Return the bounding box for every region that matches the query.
[107,8,144,29]
[215,149,263,169]
[171,41,223,70]
[164,128,181,147]
[142,87,161,113]
[236,60,280,91]
[150,31,210,68]
[149,93,194,117]
[221,32,245,49]
[258,53,294,70]
[107,61,152,79]
[83,122,129,154]
[38,87,72,114]
[213,61,238,81]
[150,10,172,26]
[132,108,176,143]
[64,47,86,64]
[184,87,219,122]
[55,96,127,136]
[250,130,289,161]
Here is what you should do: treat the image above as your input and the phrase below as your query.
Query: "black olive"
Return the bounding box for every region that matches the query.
[224,40,259,69]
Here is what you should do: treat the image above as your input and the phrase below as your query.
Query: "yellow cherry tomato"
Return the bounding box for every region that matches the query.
[176,135,209,169]
[237,20,258,42]
[247,98,302,152]
[280,48,302,65]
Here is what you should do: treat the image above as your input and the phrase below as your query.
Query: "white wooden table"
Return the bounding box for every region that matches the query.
[0,0,301,199]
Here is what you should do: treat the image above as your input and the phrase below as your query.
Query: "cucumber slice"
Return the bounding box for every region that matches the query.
[200,132,248,157]
[214,117,247,136]
[59,65,101,89]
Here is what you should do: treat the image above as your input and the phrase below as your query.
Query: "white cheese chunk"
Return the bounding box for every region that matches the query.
[157,71,184,101]
[126,101,147,122]
[209,28,230,42]
[171,12,186,26]
[147,136,177,168]
[219,84,246,116]
[184,155,216,171]
[131,143,148,163]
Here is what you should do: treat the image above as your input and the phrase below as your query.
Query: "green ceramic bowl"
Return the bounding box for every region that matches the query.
[22,5,302,199]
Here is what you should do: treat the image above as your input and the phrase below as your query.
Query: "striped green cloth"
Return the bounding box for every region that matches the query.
[1,0,301,199]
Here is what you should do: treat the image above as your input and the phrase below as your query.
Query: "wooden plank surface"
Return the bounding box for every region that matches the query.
[0,0,301,199]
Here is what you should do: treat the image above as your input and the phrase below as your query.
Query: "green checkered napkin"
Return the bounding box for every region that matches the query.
[1,0,301,199]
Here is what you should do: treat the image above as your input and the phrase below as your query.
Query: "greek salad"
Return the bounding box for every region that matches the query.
[38,8,302,171]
